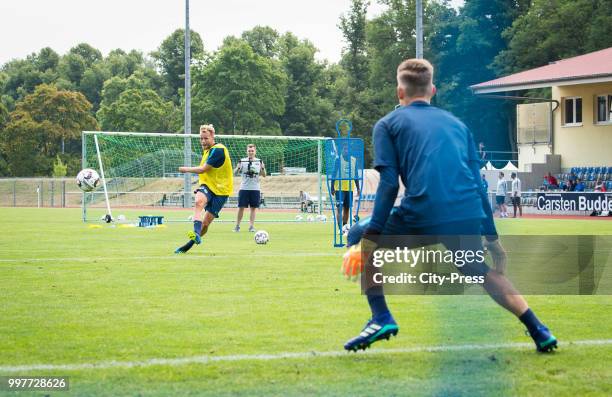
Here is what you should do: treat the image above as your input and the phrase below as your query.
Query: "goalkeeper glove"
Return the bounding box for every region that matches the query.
[341,237,377,281]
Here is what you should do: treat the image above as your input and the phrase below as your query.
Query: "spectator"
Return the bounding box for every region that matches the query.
[495,172,508,218]
[568,172,577,182]
[568,178,577,192]
[478,142,486,160]
[511,172,522,218]
[575,179,585,192]
[546,172,559,189]
[300,190,313,212]
[541,176,550,191]
[595,177,607,192]
[481,174,488,193]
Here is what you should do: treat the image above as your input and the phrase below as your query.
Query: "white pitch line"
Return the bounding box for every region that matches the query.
[1,339,611,373]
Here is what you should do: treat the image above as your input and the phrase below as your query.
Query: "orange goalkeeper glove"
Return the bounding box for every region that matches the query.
[341,238,377,281]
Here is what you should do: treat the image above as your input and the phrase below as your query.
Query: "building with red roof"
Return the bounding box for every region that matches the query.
[471,47,612,172]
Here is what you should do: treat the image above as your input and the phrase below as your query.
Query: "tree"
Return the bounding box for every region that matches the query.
[339,0,369,93]
[192,38,286,134]
[68,43,102,67]
[52,155,67,177]
[1,47,62,106]
[0,102,8,129]
[278,34,334,135]
[79,62,111,110]
[57,52,87,88]
[494,0,612,74]
[105,49,144,78]
[151,29,205,101]
[98,70,166,111]
[242,26,280,58]
[32,47,60,72]
[0,84,97,176]
[97,88,178,132]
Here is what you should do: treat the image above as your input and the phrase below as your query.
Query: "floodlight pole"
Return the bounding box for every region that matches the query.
[183,0,192,208]
[416,0,423,59]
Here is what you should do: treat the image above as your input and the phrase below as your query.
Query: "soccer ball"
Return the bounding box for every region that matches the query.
[254,230,269,244]
[295,215,303,222]
[76,168,100,192]
[342,223,351,236]
[307,215,315,222]
[319,214,327,223]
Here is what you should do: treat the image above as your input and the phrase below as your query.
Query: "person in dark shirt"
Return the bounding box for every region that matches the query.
[341,58,557,353]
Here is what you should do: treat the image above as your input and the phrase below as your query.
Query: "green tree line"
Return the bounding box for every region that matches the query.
[0,0,610,176]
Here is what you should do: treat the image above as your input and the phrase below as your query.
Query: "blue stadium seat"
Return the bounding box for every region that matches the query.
[579,167,587,174]
[594,167,602,174]
[608,167,612,174]
[587,167,594,174]
[607,181,612,190]
[570,167,578,173]
[588,173,595,181]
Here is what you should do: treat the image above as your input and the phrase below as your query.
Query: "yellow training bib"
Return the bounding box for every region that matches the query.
[198,143,233,196]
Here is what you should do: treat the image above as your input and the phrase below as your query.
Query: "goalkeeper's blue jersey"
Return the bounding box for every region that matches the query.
[372,101,487,228]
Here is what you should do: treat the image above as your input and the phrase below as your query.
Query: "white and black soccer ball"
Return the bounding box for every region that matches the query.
[76,168,100,192]
[319,214,327,223]
[342,223,351,236]
[254,230,269,244]
[307,215,315,222]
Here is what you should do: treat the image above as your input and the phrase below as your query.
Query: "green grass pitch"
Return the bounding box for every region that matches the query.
[0,207,611,396]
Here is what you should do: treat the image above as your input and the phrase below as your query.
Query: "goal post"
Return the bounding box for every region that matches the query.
[81,131,328,222]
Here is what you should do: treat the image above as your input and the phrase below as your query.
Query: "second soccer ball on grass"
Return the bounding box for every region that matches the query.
[254,230,269,244]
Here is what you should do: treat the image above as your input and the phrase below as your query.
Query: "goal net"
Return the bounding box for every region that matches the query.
[81,131,327,222]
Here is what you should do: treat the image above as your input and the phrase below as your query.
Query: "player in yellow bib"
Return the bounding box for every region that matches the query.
[331,143,360,228]
[175,124,233,253]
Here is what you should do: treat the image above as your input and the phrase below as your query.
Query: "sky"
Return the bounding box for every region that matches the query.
[0,0,464,66]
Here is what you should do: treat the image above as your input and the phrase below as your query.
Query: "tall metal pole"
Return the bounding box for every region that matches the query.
[183,0,192,208]
[416,0,423,59]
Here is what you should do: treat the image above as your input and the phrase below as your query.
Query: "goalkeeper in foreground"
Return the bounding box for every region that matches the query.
[175,124,233,253]
[342,59,557,353]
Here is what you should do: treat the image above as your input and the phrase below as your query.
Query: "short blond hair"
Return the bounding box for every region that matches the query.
[397,59,434,97]
[247,144,256,149]
[200,124,215,134]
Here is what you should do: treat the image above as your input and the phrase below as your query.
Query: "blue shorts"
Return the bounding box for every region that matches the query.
[194,185,228,218]
[347,212,490,278]
[496,195,506,205]
[238,190,260,208]
[335,191,353,209]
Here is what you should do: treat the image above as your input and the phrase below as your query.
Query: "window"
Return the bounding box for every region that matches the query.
[596,94,612,123]
[564,97,582,126]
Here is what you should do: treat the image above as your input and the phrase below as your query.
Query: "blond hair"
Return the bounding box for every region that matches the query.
[200,124,215,134]
[396,59,434,97]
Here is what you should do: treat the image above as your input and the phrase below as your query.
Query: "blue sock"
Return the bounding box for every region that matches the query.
[519,308,543,333]
[366,288,391,322]
[177,240,195,252]
[194,220,202,236]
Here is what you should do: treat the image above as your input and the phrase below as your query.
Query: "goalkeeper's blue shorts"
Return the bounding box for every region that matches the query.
[195,184,228,218]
